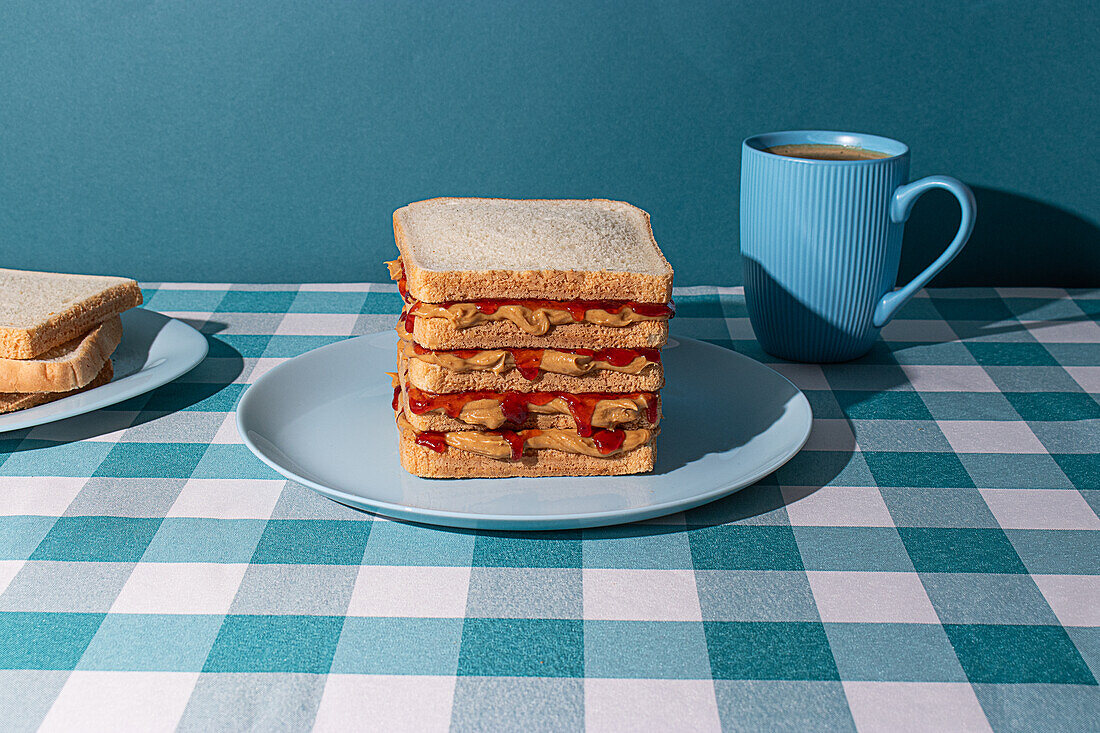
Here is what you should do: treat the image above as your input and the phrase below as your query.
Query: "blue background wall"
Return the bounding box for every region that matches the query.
[2,1,1098,285]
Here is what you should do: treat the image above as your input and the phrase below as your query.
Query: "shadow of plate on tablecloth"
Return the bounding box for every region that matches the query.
[0,319,243,453]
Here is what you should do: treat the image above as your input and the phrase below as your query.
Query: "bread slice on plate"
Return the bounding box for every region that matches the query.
[0,269,142,359]
[0,360,114,415]
[0,316,122,393]
[402,351,664,394]
[394,198,673,302]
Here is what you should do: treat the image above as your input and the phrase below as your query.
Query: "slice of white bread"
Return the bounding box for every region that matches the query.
[406,317,668,350]
[403,351,664,394]
[0,360,113,415]
[398,427,656,478]
[0,269,142,359]
[394,198,673,302]
[0,316,122,393]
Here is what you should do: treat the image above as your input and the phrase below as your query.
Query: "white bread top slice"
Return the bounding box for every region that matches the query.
[0,316,122,392]
[0,269,142,359]
[393,198,673,302]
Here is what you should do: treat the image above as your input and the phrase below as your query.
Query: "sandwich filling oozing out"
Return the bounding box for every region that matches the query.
[388,259,674,335]
[395,411,654,460]
[397,382,658,433]
[398,340,660,380]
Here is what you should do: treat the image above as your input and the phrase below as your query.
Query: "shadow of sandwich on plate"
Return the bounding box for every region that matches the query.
[0,268,143,413]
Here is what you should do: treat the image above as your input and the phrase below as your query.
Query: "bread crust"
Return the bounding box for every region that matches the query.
[403,353,664,394]
[393,198,673,302]
[398,427,656,478]
[0,359,114,414]
[408,317,668,350]
[0,317,122,392]
[0,281,141,359]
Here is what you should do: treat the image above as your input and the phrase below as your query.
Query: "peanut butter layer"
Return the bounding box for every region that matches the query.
[405,302,665,335]
[398,308,669,350]
[398,340,657,378]
[455,396,648,431]
[414,391,653,431]
[387,259,404,282]
[396,413,654,460]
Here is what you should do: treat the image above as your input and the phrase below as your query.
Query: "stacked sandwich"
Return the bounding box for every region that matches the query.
[388,198,674,478]
[0,269,143,413]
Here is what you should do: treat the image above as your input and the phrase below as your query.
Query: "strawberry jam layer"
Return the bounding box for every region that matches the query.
[414,431,448,454]
[498,429,527,460]
[388,258,673,318]
[397,309,413,334]
[411,299,674,319]
[404,298,673,323]
[405,385,659,436]
[592,429,626,454]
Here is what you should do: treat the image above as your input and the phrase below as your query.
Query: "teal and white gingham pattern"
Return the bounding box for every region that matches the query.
[0,283,1097,731]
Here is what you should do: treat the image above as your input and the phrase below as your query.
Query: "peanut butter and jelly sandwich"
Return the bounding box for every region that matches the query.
[388,197,674,478]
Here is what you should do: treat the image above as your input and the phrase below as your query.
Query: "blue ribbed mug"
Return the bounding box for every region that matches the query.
[740,130,976,362]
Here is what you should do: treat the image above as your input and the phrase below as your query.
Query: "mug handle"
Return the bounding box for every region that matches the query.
[872,175,977,328]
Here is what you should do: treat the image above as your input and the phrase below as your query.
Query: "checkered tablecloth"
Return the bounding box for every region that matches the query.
[0,283,1097,732]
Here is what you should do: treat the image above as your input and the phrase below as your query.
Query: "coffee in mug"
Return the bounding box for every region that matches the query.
[764,143,890,161]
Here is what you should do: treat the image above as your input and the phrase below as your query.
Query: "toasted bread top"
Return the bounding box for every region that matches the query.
[0,268,142,359]
[393,198,673,302]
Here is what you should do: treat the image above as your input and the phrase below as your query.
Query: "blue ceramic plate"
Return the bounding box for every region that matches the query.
[0,309,208,433]
[237,331,811,530]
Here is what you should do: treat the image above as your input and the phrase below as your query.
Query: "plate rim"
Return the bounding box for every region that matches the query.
[0,309,209,433]
[236,332,812,530]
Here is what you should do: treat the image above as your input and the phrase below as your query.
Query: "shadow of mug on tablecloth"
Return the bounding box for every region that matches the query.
[901,185,1100,286]
[740,130,976,362]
